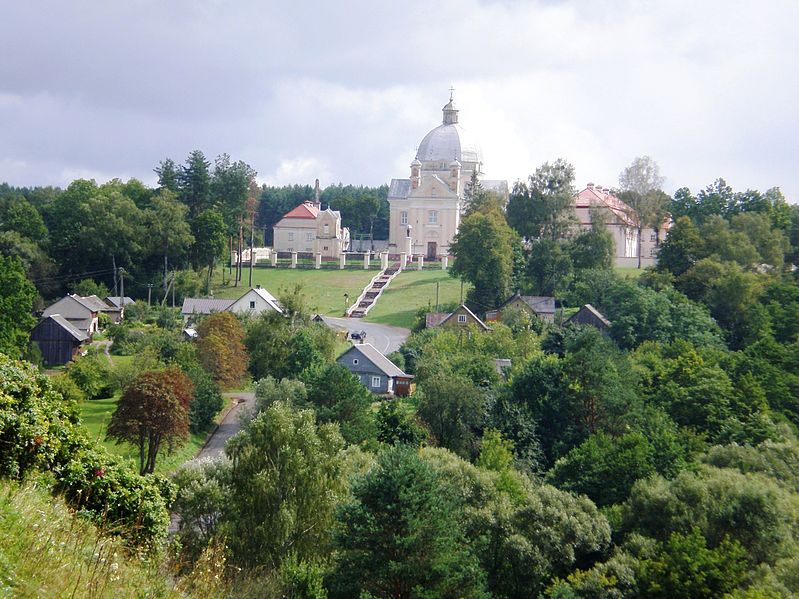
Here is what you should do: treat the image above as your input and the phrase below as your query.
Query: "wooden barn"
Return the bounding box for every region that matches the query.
[566,304,611,333]
[30,314,89,366]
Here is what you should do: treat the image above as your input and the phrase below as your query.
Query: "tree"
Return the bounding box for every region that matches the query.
[526,238,573,296]
[196,312,248,388]
[223,401,347,569]
[304,363,377,445]
[417,374,486,459]
[450,208,516,311]
[569,207,615,270]
[106,368,193,475]
[191,207,227,292]
[178,150,212,220]
[506,159,577,241]
[618,156,668,268]
[0,256,36,358]
[154,157,180,193]
[329,445,487,598]
[145,189,194,295]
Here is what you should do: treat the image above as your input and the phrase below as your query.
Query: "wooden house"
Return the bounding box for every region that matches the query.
[437,304,491,331]
[566,304,611,332]
[485,294,556,324]
[337,343,414,396]
[30,314,89,366]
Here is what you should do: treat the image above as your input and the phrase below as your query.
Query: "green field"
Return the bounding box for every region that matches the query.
[366,269,469,328]
[211,267,376,316]
[79,392,220,475]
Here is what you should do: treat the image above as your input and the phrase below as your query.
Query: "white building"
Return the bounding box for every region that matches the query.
[272,180,350,259]
[388,95,507,259]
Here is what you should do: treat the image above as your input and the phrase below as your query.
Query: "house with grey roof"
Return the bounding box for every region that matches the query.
[486,294,556,324]
[42,294,108,335]
[337,343,414,396]
[426,304,490,331]
[30,314,89,365]
[181,286,283,322]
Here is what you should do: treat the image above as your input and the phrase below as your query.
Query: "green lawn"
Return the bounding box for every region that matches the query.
[366,269,470,329]
[211,267,377,316]
[79,392,235,475]
[614,266,645,279]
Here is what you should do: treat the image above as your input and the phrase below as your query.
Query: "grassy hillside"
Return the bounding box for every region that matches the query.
[366,269,469,328]
[0,480,178,598]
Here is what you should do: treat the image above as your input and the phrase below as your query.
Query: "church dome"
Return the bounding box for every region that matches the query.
[415,97,483,166]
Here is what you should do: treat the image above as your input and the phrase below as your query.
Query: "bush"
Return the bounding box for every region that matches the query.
[66,353,115,400]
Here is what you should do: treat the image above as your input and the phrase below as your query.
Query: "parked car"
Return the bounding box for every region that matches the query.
[349,330,367,341]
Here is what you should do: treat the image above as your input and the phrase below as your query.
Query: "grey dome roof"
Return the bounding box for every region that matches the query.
[415,122,483,165]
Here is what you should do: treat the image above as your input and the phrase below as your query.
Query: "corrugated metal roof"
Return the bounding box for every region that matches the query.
[181,298,234,315]
[343,343,409,378]
[520,295,556,314]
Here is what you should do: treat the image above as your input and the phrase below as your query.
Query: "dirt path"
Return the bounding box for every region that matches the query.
[192,391,255,461]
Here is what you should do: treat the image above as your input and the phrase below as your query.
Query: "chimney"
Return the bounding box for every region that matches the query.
[587,182,594,189]
[313,178,321,208]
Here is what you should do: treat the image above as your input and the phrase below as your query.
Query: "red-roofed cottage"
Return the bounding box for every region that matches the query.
[272,182,350,259]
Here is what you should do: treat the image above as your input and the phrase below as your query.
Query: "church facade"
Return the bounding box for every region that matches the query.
[387,96,507,259]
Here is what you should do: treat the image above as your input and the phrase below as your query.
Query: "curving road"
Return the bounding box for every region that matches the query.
[193,391,254,461]
[321,316,410,355]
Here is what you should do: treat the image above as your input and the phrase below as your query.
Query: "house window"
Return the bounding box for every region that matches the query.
[306,232,314,241]
[401,211,408,225]
[352,358,359,366]
[324,223,330,235]
[371,376,381,388]
[324,246,329,251]
[650,233,657,242]
[249,301,256,309]
[428,210,438,224]
[458,314,467,323]
[288,232,294,241]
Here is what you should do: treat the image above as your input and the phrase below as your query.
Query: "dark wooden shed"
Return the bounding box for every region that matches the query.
[30,314,89,366]
[566,304,611,332]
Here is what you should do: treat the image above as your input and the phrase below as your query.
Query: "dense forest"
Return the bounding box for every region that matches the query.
[3,153,799,597]
[0,149,388,307]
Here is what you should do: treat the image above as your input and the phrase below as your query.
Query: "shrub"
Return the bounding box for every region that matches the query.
[66,353,115,400]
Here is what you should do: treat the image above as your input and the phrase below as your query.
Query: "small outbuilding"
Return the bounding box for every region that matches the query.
[566,304,611,332]
[337,343,414,396]
[30,314,89,366]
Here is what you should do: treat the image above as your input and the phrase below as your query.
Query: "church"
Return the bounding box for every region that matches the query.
[387,95,508,259]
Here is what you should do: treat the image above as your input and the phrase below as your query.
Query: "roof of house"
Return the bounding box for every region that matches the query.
[105,296,135,308]
[74,294,112,312]
[440,304,491,331]
[249,287,283,313]
[575,185,638,227]
[342,343,411,378]
[425,312,449,328]
[181,298,235,315]
[41,314,89,342]
[567,303,612,327]
[280,202,320,220]
[501,294,556,315]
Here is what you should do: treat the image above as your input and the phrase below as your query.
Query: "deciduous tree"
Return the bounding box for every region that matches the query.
[107,367,194,475]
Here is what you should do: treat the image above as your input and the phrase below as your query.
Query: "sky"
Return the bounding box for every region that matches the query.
[1,0,798,200]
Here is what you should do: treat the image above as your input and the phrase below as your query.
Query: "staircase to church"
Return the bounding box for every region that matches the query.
[347,262,402,318]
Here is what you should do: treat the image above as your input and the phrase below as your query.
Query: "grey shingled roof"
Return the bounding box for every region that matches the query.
[105,296,135,308]
[181,298,235,315]
[46,314,89,342]
[345,343,410,378]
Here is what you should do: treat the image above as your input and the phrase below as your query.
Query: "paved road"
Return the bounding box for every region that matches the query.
[321,316,410,354]
[193,391,255,461]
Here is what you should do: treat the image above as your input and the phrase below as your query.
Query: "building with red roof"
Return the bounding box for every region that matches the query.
[272,180,351,258]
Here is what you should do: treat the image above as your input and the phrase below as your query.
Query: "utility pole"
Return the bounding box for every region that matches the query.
[435,281,440,312]
[112,256,118,297]
[172,271,176,308]
[147,284,153,306]
[460,280,464,304]
[249,208,255,288]
[119,268,125,305]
